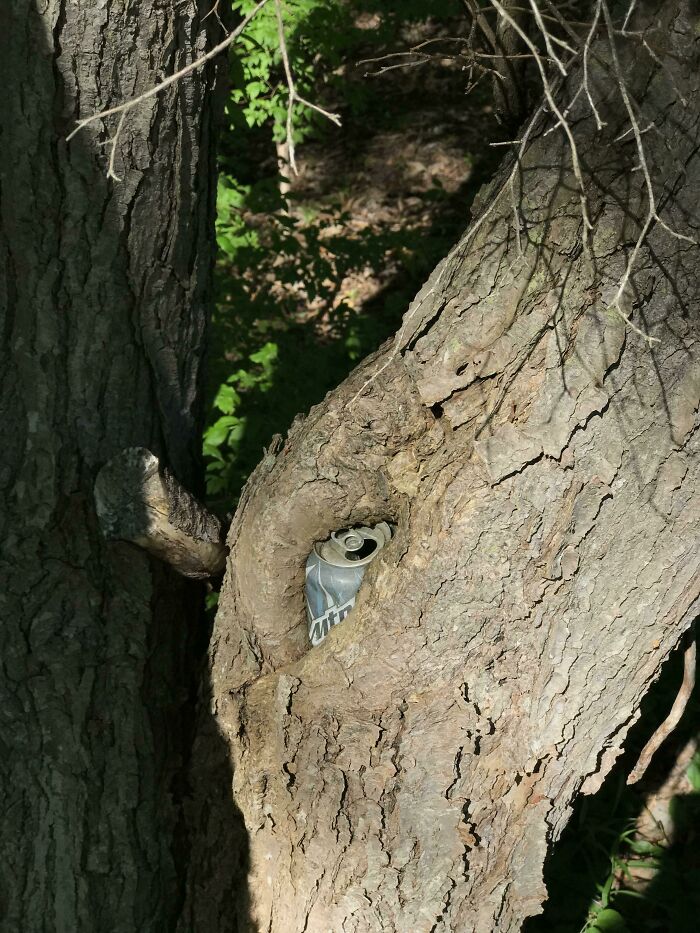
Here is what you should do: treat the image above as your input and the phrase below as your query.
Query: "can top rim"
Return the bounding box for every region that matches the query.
[314,522,391,568]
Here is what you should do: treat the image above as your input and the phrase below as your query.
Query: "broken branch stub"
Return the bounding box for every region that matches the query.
[94,447,226,578]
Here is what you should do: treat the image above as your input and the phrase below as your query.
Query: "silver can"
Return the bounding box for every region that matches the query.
[305,522,392,647]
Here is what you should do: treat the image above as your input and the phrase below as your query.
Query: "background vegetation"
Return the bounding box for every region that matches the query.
[205,2,699,928]
[204,0,495,507]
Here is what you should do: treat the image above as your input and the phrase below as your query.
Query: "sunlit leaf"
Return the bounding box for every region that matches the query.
[213,383,241,414]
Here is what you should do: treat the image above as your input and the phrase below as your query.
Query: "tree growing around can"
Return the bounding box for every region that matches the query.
[2,1,699,931]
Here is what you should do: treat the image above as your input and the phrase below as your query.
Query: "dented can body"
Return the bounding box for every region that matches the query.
[305,522,391,647]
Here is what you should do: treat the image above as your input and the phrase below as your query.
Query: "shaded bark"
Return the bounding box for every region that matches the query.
[0,1,220,929]
[189,2,700,930]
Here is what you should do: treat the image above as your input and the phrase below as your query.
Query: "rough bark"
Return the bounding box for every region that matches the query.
[0,2,220,929]
[95,447,226,578]
[189,2,700,931]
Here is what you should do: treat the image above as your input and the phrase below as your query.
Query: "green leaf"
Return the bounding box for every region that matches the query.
[591,908,629,932]
[202,443,225,462]
[203,415,239,447]
[213,383,241,414]
[228,420,246,444]
[687,751,700,791]
[599,869,615,908]
[246,81,265,100]
[626,837,665,856]
[216,233,236,258]
[205,591,220,611]
[249,341,278,366]
[233,369,258,390]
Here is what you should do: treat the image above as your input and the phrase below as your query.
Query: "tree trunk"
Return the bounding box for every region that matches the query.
[189,2,700,930]
[0,2,220,929]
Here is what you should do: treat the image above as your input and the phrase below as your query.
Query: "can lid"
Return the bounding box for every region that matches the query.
[317,522,392,568]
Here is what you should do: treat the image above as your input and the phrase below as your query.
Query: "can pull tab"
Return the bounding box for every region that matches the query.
[331,528,379,562]
[331,530,365,552]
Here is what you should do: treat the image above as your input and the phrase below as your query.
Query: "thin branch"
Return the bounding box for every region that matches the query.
[541,0,603,134]
[637,35,688,107]
[274,0,340,175]
[527,0,573,74]
[107,111,126,182]
[539,0,582,44]
[360,36,470,66]
[627,640,696,785]
[67,0,272,174]
[614,120,655,143]
[487,0,593,249]
[362,44,560,82]
[202,0,228,35]
[601,0,695,343]
[463,0,500,53]
[363,56,433,78]
[582,0,605,130]
[622,0,638,34]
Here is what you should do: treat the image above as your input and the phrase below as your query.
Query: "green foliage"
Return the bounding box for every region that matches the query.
[203,341,279,496]
[223,0,465,162]
[228,0,347,143]
[226,0,462,142]
[216,176,260,259]
[686,745,700,792]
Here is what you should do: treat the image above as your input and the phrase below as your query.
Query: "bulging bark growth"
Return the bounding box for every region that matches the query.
[0,1,220,928]
[190,3,700,931]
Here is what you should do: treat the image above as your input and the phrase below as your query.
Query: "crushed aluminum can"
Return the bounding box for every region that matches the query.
[305,522,392,647]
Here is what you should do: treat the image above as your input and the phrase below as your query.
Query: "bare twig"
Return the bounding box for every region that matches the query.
[582,0,605,130]
[202,0,228,35]
[360,36,469,67]
[488,0,593,250]
[362,44,557,78]
[346,0,700,404]
[527,0,573,74]
[67,0,272,176]
[363,56,433,78]
[622,0,638,34]
[541,0,603,134]
[539,0,582,44]
[275,0,340,175]
[627,640,696,785]
[636,35,688,107]
[601,0,695,343]
[107,111,126,182]
[463,0,500,54]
